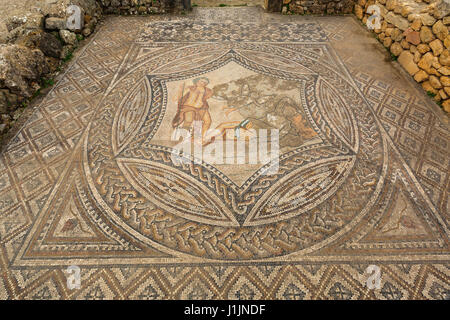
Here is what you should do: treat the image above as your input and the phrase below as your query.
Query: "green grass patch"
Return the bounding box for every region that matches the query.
[63,51,73,62]
[31,77,56,100]
[41,78,55,88]
[218,4,227,7]
[63,48,75,63]
[427,91,437,98]
[31,90,41,99]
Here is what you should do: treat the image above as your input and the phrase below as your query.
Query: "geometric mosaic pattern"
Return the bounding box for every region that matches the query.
[354,70,450,220]
[0,8,449,299]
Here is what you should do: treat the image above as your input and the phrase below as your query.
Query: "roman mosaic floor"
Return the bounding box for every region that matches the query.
[0,7,449,300]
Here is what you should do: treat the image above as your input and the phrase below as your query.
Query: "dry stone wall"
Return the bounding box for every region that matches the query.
[354,0,450,112]
[0,0,103,135]
[98,0,187,14]
[0,0,188,138]
[285,0,356,14]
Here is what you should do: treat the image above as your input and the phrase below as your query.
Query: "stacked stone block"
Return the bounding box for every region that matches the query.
[286,0,356,15]
[355,0,450,112]
[98,0,185,14]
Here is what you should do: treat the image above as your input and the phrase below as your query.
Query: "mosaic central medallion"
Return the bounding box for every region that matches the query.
[85,44,384,260]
